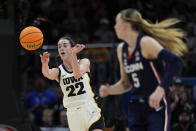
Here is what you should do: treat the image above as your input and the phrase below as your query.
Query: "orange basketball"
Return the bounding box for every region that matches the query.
[19,26,44,51]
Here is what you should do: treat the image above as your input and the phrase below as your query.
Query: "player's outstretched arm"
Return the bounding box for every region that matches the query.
[40,51,59,81]
[71,44,90,79]
[99,43,132,97]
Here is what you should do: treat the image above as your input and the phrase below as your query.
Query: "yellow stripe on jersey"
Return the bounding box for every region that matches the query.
[87,73,102,129]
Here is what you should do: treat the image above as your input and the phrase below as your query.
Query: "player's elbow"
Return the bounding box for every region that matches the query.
[121,80,131,89]
[173,56,184,71]
[73,76,80,79]
[177,57,184,69]
[42,71,48,78]
[73,73,82,79]
[42,72,55,80]
[43,75,53,80]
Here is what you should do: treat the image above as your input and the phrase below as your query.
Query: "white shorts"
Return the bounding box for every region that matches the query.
[66,100,103,131]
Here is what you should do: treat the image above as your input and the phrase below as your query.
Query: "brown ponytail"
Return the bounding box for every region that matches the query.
[55,55,63,67]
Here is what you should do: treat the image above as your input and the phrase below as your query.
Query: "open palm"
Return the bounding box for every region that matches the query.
[40,51,50,64]
[72,44,85,54]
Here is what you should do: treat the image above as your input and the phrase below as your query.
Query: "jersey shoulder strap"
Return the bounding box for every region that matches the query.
[58,64,64,81]
[135,34,144,51]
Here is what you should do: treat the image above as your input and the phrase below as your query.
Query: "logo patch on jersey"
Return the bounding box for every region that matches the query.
[62,74,66,77]
[135,51,140,61]
[124,59,127,66]
[124,62,144,73]
[123,52,126,57]
[63,76,83,85]
[123,53,128,65]
[127,55,132,59]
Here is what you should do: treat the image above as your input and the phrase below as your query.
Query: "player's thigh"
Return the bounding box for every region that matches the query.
[92,129,103,131]
[83,102,104,131]
[147,98,171,131]
[88,115,104,131]
[128,103,145,128]
[67,109,86,131]
[147,108,170,131]
[128,120,146,131]
[129,126,146,131]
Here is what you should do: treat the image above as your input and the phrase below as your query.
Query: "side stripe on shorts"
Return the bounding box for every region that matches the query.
[150,61,169,131]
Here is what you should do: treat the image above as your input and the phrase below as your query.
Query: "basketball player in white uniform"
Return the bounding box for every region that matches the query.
[40,36,104,131]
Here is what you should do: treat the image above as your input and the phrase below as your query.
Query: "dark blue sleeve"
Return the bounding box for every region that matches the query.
[157,49,184,90]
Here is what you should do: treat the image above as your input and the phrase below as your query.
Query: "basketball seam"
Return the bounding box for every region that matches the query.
[20,32,42,40]
[21,37,43,43]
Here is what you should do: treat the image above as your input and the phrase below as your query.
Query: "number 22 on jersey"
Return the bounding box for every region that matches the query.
[66,82,86,97]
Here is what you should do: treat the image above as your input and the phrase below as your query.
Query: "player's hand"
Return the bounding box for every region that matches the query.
[99,84,110,98]
[72,44,85,54]
[40,51,50,64]
[149,86,165,109]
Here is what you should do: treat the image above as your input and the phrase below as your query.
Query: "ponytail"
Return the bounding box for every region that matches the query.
[120,9,188,56]
[55,55,63,67]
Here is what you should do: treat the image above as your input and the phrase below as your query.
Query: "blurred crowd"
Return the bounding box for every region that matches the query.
[16,0,196,76]
[0,1,8,19]
[16,0,196,50]
[170,80,196,130]
[24,77,69,130]
[14,0,196,130]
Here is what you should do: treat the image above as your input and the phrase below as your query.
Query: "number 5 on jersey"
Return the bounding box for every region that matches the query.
[66,82,86,97]
[131,73,140,88]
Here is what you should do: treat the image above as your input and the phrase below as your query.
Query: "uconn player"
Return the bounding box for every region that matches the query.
[99,8,187,131]
[40,36,104,131]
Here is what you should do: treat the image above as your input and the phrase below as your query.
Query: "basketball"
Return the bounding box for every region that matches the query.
[19,26,44,51]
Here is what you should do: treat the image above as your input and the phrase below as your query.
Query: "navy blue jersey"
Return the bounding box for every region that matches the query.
[122,34,165,100]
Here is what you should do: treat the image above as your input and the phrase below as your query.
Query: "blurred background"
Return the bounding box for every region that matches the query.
[0,0,196,130]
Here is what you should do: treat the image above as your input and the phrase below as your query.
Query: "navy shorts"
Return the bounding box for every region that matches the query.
[128,97,171,131]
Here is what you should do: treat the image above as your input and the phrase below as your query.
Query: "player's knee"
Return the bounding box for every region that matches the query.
[92,129,103,131]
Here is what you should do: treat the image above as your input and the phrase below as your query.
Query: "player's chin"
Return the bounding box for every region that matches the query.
[59,55,65,60]
[115,32,121,39]
[63,55,70,61]
[61,56,67,61]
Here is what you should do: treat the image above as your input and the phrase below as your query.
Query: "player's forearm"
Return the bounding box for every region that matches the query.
[158,49,184,90]
[42,63,50,77]
[42,63,53,80]
[71,53,82,79]
[109,79,132,95]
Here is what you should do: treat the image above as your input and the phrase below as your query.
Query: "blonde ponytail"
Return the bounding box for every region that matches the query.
[120,9,188,56]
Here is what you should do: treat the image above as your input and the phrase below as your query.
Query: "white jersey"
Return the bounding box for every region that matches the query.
[58,64,95,108]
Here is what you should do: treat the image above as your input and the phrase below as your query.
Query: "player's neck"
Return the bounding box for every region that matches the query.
[124,31,139,49]
[63,61,72,71]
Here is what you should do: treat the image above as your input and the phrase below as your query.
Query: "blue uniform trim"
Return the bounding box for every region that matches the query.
[157,49,184,90]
